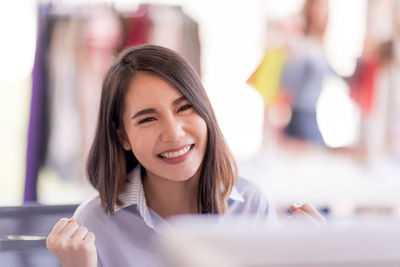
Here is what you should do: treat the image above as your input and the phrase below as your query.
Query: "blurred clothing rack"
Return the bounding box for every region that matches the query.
[25,2,201,202]
[0,204,77,267]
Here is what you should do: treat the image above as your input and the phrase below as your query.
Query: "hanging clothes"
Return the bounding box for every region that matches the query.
[25,4,53,202]
[76,7,123,167]
[47,15,82,183]
[181,10,202,76]
[348,58,380,117]
[123,4,153,48]
[25,3,202,202]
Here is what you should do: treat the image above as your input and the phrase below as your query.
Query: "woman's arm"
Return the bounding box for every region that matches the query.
[46,218,98,267]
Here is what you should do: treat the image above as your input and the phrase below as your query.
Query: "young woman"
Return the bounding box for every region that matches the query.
[46,44,325,267]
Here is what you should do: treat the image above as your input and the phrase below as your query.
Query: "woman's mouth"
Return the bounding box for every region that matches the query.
[157,144,194,159]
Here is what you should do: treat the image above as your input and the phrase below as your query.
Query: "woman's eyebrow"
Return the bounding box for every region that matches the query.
[172,96,187,106]
[131,108,156,119]
[131,96,187,119]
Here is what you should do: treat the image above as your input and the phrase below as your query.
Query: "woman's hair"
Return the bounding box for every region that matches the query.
[87,44,237,214]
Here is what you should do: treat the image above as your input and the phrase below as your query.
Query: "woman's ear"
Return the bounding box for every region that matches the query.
[115,126,131,151]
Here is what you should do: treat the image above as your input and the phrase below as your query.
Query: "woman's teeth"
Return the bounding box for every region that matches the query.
[160,145,192,159]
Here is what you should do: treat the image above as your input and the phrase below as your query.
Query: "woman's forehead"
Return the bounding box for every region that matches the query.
[125,72,184,108]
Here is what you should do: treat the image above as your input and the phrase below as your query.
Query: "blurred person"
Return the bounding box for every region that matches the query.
[280,0,334,145]
[374,0,400,158]
[347,0,400,158]
[347,27,382,156]
[46,45,326,267]
[385,1,400,157]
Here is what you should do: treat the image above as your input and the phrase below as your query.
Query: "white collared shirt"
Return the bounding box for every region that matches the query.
[74,165,272,267]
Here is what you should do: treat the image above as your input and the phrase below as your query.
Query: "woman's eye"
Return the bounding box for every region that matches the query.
[138,117,156,124]
[178,104,193,112]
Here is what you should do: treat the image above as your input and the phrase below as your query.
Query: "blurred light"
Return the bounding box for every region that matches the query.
[209,83,264,161]
[325,0,367,77]
[263,0,304,19]
[317,75,361,148]
[0,2,36,82]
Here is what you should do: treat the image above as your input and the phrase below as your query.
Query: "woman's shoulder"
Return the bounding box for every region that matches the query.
[73,194,106,225]
[229,177,271,216]
[234,177,267,199]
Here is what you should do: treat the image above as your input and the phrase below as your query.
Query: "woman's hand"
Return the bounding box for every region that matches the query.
[289,203,327,228]
[46,218,97,267]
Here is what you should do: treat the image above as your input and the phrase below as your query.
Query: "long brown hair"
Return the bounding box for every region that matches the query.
[87,44,237,214]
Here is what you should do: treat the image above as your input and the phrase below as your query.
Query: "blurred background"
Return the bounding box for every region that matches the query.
[0,0,399,221]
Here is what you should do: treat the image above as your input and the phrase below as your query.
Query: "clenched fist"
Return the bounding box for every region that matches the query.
[46,218,97,267]
[289,203,327,228]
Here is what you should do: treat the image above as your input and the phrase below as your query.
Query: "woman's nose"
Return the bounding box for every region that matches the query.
[160,117,185,143]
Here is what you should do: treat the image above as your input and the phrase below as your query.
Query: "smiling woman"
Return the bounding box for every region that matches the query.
[89,45,236,216]
[119,72,209,218]
[45,44,325,267]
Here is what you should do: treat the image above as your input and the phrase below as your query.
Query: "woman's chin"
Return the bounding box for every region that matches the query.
[162,169,199,182]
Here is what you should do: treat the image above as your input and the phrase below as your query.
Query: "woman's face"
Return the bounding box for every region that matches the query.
[308,0,329,33]
[120,72,208,182]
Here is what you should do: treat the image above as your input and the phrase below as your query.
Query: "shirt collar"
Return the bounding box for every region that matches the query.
[114,165,245,229]
[229,186,245,203]
[115,166,155,229]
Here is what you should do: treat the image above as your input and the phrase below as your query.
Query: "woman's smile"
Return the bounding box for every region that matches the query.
[157,144,195,164]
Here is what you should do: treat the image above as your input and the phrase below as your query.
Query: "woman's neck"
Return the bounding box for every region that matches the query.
[305,26,325,43]
[142,171,199,219]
